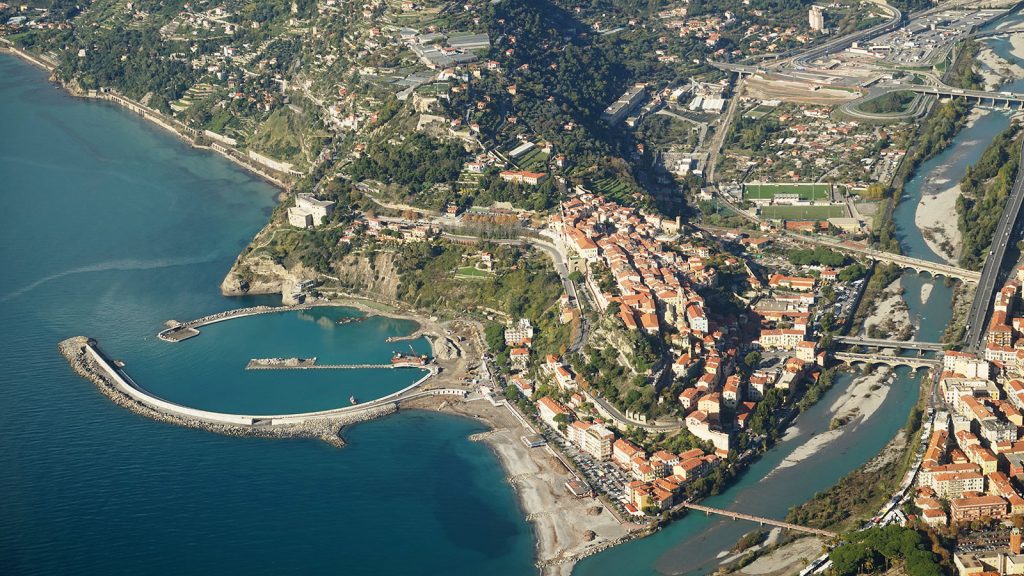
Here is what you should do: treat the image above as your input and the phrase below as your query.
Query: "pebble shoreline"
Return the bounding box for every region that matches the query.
[58,336,399,448]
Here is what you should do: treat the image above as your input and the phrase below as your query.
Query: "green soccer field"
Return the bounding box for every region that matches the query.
[760,204,846,220]
[743,182,831,201]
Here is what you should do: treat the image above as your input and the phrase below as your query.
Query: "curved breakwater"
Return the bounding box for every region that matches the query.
[59,337,454,447]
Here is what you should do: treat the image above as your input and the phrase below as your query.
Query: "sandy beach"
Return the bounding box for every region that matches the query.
[976,46,1024,92]
[829,368,893,426]
[1010,35,1024,64]
[738,536,824,576]
[406,395,636,575]
[921,282,933,306]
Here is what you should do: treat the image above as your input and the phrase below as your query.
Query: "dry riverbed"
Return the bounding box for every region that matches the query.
[862,277,913,340]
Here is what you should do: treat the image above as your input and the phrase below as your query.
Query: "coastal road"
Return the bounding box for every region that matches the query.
[963,140,1024,351]
[404,218,593,353]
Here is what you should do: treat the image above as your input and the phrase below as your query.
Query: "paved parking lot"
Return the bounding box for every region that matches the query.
[539,424,634,508]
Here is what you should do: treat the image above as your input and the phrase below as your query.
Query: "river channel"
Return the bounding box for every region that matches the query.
[576,32,1024,576]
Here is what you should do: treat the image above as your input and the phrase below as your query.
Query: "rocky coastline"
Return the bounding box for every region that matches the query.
[1,42,293,192]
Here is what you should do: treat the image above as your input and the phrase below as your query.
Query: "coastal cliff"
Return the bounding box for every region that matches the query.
[222,244,403,304]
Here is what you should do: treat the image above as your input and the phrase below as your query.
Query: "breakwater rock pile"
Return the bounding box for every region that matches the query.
[58,336,397,447]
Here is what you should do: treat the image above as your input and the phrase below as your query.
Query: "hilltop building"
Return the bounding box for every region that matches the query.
[287,194,335,229]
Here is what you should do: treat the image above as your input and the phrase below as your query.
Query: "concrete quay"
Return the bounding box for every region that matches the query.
[59,337,458,446]
[245,360,423,370]
[385,330,425,343]
[157,304,313,342]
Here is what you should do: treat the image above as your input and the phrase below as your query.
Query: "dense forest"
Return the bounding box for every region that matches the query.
[946,40,984,91]
[349,133,467,195]
[957,125,1022,270]
[725,115,783,152]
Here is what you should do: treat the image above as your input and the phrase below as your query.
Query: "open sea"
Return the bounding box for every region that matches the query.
[0,54,534,576]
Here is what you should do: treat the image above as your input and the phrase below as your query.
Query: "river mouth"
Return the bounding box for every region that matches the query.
[577,31,1024,576]
[128,307,432,415]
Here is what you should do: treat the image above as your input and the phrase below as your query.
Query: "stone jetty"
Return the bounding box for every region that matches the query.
[58,337,399,447]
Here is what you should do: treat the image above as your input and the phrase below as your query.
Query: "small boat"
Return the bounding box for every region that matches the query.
[350,395,359,405]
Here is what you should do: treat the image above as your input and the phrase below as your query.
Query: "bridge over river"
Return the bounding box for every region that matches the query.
[681,503,838,538]
[832,336,944,352]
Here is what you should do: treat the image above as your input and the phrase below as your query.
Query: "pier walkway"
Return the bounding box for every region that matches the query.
[246,362,421,370]
[681,503,838,538]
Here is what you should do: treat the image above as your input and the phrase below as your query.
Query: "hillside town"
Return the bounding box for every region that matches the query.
[11,0,1024,575]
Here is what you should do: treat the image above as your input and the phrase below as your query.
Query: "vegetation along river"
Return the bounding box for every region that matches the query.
[575,36,1024,576]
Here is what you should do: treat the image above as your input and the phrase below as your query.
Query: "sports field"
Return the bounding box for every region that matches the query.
[760,204,846,220]
[743,182,831,201]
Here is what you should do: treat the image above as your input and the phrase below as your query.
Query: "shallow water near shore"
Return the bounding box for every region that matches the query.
[0,54,533,575]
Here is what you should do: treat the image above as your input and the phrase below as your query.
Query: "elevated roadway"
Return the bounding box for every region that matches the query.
[790,4,903,69]
[834,351,940,370]
[964,139,1024,351]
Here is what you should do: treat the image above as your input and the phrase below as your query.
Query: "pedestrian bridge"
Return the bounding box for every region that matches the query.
[681,503,838,538]
[832,336,944,352]
[834,351,940,370]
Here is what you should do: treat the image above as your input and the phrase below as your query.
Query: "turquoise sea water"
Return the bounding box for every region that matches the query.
[0,55,533,575]
[131,307,432,414]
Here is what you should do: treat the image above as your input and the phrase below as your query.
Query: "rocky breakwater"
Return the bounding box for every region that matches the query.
[58,336,398,447]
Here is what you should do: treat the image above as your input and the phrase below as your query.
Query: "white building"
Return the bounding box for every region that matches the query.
[582,424,615,460]
[505,318,534,346]
[809,6,825,32]
[287,194,335,229]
